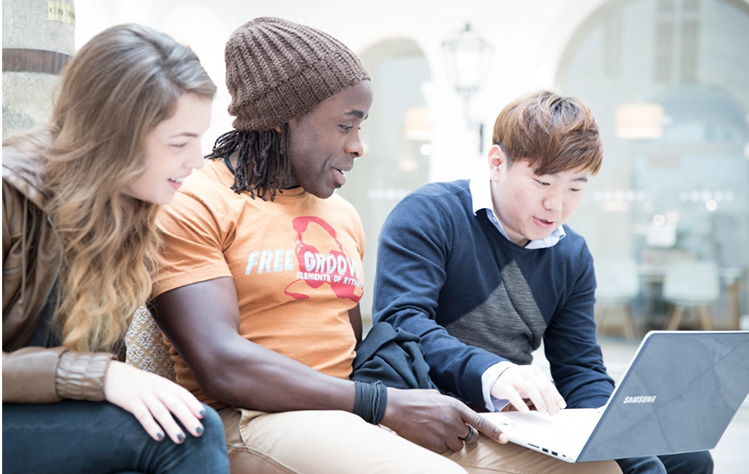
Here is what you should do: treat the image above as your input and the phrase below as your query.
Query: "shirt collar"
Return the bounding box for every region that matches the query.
[469,169,566,250]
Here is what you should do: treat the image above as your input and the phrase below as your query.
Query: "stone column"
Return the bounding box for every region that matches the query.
[2,0,75,139]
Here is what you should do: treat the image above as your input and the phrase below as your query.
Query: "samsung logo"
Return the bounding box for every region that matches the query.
[623,395,657,404]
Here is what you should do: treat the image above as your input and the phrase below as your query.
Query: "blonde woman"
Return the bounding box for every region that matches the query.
[2,24,229,473]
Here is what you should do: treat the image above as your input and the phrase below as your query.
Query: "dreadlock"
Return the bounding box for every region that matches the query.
[206,123,291,201]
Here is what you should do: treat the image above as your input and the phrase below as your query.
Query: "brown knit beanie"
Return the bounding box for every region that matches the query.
[225,17,370,132]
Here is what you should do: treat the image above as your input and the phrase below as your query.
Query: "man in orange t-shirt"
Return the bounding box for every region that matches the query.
[155,158,366,407]
[152,17,618,474]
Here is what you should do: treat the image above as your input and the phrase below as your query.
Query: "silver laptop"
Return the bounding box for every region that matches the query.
[481,331,749,463]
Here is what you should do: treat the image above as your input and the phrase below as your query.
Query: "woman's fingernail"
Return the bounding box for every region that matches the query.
[196,426,204,435]
[156,432,164,441]
[177,433,185,442]
[199,408,206,417]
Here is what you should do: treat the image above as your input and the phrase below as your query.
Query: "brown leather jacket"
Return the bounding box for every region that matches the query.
[3,146,114,403]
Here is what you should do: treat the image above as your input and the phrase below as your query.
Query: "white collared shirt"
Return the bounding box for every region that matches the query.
[468,170,565,411]
[468,171,566,249]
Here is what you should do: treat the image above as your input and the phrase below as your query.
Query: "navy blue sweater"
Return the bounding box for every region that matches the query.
[373,180,614,410]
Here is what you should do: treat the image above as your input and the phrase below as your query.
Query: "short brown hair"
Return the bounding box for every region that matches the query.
[492,90,602,175]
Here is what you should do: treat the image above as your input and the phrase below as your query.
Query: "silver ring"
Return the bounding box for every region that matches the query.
[458,425,476,442]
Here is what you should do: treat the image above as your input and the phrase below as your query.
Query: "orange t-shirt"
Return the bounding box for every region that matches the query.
[154,160,364,408]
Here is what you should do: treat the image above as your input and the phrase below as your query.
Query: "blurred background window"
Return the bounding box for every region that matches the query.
[558,0,749,334]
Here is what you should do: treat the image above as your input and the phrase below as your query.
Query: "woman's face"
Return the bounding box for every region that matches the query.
[121,92,212,205]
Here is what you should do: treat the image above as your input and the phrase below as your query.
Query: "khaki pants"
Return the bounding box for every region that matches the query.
[220,407,621,473]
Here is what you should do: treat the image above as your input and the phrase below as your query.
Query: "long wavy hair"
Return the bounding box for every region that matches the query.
[5,24,216,352]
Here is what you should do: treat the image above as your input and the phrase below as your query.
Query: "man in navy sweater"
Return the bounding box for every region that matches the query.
[374,90,713,473]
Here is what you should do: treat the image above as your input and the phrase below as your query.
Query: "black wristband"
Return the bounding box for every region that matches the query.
[353,380,388,425]
[371,381,387,425]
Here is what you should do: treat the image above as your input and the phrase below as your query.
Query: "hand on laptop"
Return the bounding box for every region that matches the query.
[491,365,567,416]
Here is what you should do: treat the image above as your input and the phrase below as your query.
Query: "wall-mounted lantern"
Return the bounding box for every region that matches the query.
[442,23,492,153]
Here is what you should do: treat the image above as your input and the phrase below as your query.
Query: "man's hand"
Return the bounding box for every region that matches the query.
[491,365,566,415]
[381,388,508,454]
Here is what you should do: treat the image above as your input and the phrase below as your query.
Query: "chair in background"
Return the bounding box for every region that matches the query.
[595,258,640,339]
[662,260,720,331]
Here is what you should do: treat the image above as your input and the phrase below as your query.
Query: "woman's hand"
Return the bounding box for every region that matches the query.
[103,361,206,443]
